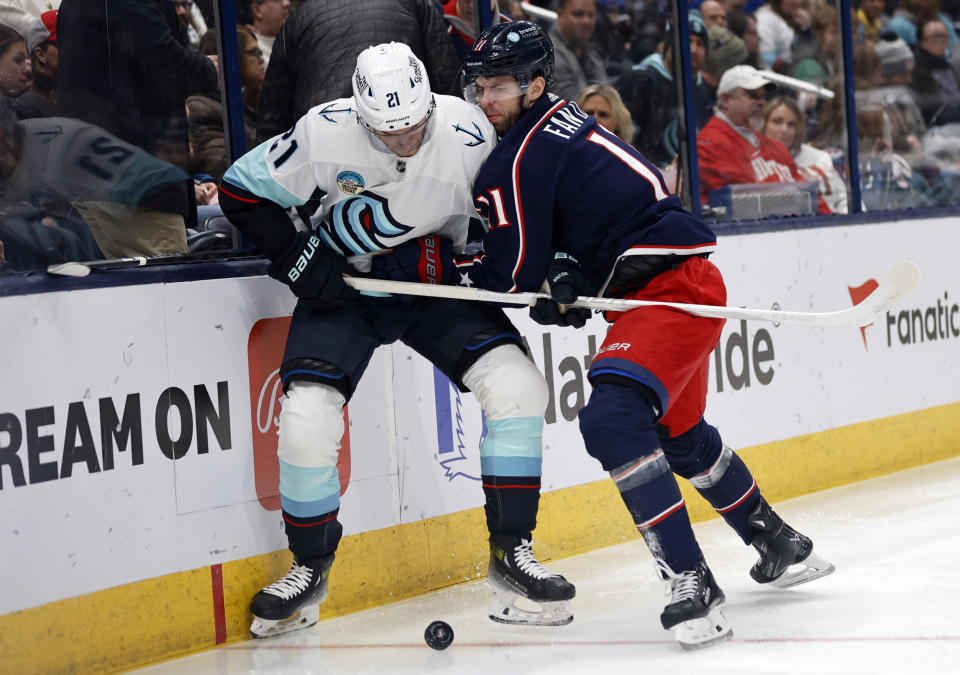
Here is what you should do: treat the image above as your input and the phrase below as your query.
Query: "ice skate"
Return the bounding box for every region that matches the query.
[487,535,576,626]
[657,558,733,650]
[249,554,334,639]
[748,498,835,588]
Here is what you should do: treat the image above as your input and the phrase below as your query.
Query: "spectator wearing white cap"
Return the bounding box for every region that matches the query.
[25,10,57,114]
[696,65,830,212]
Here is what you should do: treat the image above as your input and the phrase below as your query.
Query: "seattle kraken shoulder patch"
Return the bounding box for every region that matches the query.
[337,171,365,195]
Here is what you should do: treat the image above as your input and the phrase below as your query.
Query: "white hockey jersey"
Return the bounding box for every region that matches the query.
[225,94,495,266]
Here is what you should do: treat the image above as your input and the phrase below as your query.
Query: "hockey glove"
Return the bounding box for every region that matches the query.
[530,251,591,328]
[369,235,456,285]
[268,232,360,308]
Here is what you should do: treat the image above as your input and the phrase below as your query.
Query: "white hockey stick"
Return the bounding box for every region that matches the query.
[46,252,261,276]
[759,70,835,100]
[345,260,920,328]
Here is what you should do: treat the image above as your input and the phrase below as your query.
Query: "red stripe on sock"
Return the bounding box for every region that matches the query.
[716,479,758,514]
[481,483,542,489]
[282,513,338,527]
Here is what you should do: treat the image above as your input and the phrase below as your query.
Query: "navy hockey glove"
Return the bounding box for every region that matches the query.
[268,232,360,308]
[369,235,456,285]
[530,251,591,328]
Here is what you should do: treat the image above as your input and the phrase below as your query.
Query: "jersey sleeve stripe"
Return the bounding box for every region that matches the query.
[508,99,567,292]
[586,129,669,201]
[621,243,718,255]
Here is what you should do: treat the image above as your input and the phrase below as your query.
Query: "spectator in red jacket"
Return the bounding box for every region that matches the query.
[697,65,830,213]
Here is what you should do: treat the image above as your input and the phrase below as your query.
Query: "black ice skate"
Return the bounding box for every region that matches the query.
[487,535,576,626]
[656,558,733,650]
[249,554,334,639]
[748,498,835,588]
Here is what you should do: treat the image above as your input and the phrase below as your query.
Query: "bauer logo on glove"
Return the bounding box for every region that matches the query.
[370,235,456,285]
[287,234,322,283]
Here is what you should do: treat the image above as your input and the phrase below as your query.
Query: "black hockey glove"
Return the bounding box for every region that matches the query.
[268,232,360,308]
[530,251,591,328]
[369,235,456,285]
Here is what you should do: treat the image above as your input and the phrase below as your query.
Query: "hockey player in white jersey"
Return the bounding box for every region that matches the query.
[219,42,574,639]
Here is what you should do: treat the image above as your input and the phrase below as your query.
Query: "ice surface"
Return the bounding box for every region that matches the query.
[134,457,960,674]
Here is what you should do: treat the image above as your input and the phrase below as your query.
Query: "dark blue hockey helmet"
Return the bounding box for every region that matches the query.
[461,21,554,100]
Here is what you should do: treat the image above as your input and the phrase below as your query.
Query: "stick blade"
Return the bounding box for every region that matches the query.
[46,262,92,277]
[846,260,921,328]
[885,260,922,303]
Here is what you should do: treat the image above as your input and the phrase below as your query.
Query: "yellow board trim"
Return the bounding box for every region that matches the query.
[3,403,959,674]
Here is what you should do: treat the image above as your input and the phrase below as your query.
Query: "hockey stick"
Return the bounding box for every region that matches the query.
[344,260,920,328]
[759,70,835,100]
[46,252,262,277]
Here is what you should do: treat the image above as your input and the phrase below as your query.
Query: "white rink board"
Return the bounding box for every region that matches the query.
[1,217,958,614]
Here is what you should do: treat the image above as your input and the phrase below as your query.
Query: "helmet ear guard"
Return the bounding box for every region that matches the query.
[353,42,433,133]
[461,21,555,97]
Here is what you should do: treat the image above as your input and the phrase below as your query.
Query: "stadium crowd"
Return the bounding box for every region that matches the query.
[3,0,960,272]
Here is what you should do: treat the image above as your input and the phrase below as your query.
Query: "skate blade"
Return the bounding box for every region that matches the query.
[672,606,733,651]
[770,551,836,589]
[250,604,320,639]
[487,582,573,626]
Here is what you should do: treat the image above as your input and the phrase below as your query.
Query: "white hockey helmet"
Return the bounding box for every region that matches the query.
[353,42,433,132]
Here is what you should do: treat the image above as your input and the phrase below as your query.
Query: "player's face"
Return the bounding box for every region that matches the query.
[372,112,432,157]
[471,75,526,135]
[764,103,799,151]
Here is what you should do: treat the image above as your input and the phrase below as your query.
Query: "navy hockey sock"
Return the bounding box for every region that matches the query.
[662,420,762,544]
[610,456,704,572]
[283,508,342,562]
[482,474,540,536]
[580,383,702,571]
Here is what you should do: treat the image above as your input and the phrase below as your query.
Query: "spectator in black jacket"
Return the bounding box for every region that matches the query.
[616,14,714,168]
[55,0,219,233]
[56,0,218,163]
[256,0,460,144]
[911,17,960,126]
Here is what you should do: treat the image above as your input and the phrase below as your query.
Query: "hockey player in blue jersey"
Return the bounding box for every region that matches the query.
[218,42,574,638]
[376,21,834,649]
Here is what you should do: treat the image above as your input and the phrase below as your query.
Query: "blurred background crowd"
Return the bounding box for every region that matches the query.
[3,0,960,273]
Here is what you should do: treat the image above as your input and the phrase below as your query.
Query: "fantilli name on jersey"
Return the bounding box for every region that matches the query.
[225,94,495,263]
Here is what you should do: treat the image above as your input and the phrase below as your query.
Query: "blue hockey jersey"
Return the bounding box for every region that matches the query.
[458,94,718,295]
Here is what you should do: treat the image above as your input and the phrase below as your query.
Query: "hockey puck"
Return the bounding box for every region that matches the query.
[424,620,454,650]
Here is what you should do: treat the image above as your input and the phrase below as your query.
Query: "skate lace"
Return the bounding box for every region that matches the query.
[654,559,699,603]
[513,539,559,580]
[262,562,315,600]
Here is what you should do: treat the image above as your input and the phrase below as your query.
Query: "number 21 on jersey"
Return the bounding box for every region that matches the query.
[474,188,512,230]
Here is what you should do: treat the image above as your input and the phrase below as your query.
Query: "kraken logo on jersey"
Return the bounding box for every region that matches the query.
[317,192,414,255]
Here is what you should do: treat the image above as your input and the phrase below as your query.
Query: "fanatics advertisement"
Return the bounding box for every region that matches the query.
[1,218,957,615]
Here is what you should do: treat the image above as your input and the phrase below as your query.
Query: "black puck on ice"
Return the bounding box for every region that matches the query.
[424,620,454,650]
